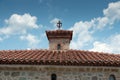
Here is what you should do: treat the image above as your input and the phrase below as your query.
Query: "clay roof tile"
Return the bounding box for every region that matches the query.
[0,49,120,66]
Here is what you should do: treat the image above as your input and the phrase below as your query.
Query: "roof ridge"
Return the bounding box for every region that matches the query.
[0,49,119,55]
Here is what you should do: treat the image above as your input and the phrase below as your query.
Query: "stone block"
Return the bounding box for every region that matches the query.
[58,68,65,71]
[92,76,98,80]
[91,68,96,72]
[21,72,26,76]
[4,72,10,76]
[49,67,57,71]
[65,68,71,72]
[86,68,90,72]
[79,68,85,72]
[11,72,20,77]
[19,77,26,80]
[104,68,110,72]
[97,68,103,72]
[111,69,119,72]
[28,72,35,76]
[82,77,90,80]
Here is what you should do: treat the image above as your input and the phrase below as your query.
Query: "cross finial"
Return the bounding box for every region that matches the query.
[57,20,62,29]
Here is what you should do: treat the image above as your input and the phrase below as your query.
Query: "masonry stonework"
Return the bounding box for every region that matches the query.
[0,65,119,80]
[46,30,73,50]
[49,39,70,50]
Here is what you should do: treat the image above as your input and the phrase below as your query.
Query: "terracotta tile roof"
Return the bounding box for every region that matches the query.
[0,49,120,67]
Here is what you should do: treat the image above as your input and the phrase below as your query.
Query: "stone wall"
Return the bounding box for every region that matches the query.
[0,65,120,80]
[49,39,70,50]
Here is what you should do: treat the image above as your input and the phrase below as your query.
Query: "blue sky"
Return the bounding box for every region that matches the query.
[0,0,120,53]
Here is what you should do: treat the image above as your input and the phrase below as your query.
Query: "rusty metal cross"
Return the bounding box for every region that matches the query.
[57,20,62,29]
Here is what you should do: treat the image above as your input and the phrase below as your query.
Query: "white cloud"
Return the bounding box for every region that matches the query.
[109,34,120,53]
[50,18,61,28]
[20,34,40,48]
[70,1,120,50]
[90,34,120,54]
[0,13,42,47]
[70,21,94,49]
[103,1,120,23]
[90,41,112,53]
[95,1,120,29]
[0,13,39,36]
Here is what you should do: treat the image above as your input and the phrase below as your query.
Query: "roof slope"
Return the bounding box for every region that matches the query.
[0,49,120,67]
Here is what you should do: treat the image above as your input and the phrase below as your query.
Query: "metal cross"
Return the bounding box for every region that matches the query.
[57,20,62,29]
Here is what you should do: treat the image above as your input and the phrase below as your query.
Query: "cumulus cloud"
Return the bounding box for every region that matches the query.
[70,21,94,49]
[70,1,120,51]
[0,13,42,48]
[103,1,120,23]
[20,34,40,48]
[90,34,120,53]
[95,1,120,29]
[0,13,39,36]
[90,41,112,53]
[50,18,61,28]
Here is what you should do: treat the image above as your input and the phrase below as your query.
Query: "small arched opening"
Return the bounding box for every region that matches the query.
[51,74,57,80]
[109,75,116,80]
[57,44,61,50]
